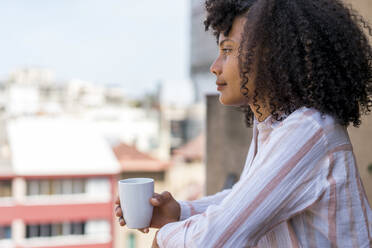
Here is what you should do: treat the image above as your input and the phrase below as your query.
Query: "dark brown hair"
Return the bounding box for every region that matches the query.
[205,0,372,127]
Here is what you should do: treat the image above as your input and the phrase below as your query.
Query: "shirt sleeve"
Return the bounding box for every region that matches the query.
[176,130,257,221]
[177,189,232,220]
[157,116,332,248]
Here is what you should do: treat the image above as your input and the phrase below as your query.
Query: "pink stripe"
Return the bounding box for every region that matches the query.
[326,143,355,245]
[326,144,352,247]
[162,220,191,247]
[327,152,337,247]
[187,202,198,216]
[250,109,318,177]
[214,128,323,247]
[252,137,332,243]
[230,136,348,246]
[184,214,208,247]
[250,137,347,242]
[328,143,352,153]
[276,108,317,128]
[287,221,300,248]
[266,231,278,247]
[301,144,352,247]
[344,152,359,248]
[305,212,317,248]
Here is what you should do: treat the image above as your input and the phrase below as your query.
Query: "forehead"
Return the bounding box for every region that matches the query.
[218,15,247,44]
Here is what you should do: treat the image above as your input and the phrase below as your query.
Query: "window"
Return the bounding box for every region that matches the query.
[72,179,85,194]
[61,179,73,195]
[0,180,11,197]
[26,179,86,196]
[26,221,86,238]
[85,220,110,236]
[51,180,62,195]
[27,180,40,195]
[51,223,63,236]
[86,178,110,198]
[368,163,372,174]
[40,180,51,195]
[62,222,71,236]
[71,222,85,235]
[0,226,11,240]
[26,225,40,238]
[40,224,51,237]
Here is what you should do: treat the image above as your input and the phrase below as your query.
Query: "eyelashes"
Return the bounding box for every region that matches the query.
[221,48,233,55]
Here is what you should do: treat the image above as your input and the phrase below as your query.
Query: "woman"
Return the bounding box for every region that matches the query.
[116,0,372,247]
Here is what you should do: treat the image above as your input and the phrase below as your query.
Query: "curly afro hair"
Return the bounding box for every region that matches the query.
[204,0,372,127]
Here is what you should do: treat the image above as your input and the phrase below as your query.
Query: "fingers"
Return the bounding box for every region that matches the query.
[150,191,171,206]
[138,228,149,233]
[115,205,123,217]
[115,197,125,226]
[115,195,120,205]
[161,191,172,199]
[150,193,162,206]
[118,216,126,226]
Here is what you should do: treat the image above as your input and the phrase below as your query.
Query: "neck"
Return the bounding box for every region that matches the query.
[249,103,271,122]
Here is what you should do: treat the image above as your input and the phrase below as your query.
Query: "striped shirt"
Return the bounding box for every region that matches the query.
[157,107,372,247]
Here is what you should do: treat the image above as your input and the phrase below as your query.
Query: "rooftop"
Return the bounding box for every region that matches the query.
[113,142,170,172]
[7,117,120,175]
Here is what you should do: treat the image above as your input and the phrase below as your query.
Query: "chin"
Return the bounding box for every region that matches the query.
[218,95,242,106]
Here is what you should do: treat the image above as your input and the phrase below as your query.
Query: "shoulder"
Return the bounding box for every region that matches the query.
[274,107,351,149]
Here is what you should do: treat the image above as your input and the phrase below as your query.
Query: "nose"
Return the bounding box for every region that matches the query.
[210,57,222,76]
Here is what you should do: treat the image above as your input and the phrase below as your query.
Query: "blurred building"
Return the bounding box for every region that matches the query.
[161,103,205,157]
[82,105,161,156]
[0,117,120,248]
[3,68,60,117]
[171,134,205,201]
[190,0,218,102]
[9,68,55,86]
[0,65,206,248]
[205,96,252,195]
[0,67,164,157]
[112,138,205,248]
[0,68,130,118]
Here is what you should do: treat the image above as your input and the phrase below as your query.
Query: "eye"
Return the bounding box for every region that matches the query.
[221,48,232,54]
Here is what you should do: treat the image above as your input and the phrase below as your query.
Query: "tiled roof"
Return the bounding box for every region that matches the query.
[113,143,170,172]
[173,134,204,161]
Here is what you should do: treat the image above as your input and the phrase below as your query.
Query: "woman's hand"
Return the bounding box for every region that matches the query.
[114,191,181,233]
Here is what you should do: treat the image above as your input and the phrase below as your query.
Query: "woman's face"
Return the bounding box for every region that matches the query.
[210,16,256,106]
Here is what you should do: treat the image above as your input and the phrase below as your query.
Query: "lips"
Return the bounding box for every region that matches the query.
[216,81,227,91]
[216,80,227,86]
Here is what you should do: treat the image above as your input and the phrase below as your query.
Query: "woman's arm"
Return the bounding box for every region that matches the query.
[177,188,232,220]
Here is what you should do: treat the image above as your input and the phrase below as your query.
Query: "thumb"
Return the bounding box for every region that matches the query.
[150,193,163,206]
[150,191,171,206]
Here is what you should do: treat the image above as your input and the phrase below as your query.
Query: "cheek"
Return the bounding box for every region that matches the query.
[225,57,241,80]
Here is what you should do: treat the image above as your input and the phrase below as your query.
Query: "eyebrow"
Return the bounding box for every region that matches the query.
[219,39,234,47]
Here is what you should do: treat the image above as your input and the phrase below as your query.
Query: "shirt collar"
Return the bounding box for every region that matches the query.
[254,112,286,131]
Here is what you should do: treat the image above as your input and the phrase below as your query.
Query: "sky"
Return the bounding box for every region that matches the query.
[0,0,191,100]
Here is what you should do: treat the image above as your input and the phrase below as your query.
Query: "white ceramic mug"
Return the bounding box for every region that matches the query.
[118,178,154,229]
